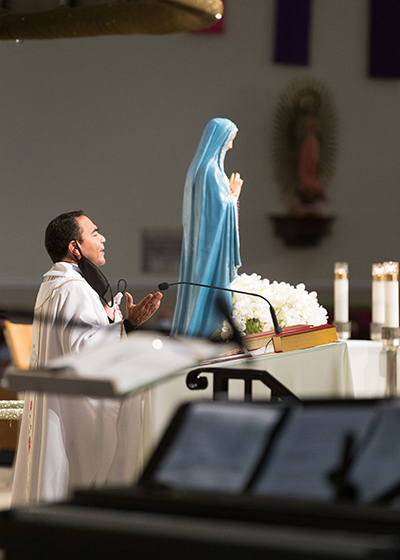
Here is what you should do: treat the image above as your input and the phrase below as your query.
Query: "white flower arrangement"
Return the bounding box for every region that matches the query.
[221,273,328,339]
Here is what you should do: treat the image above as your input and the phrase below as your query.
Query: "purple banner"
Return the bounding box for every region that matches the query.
[274,0,311,66]
[369,0,400,78]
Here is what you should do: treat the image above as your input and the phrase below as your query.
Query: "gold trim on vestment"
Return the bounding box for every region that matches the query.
[34,279,87,311]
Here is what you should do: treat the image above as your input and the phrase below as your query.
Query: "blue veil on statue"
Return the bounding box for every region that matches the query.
[171,117,242,339]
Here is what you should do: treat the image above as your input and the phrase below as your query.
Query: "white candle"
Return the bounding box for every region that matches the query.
[383,261,399,328]
[372,263,385,324]
[334,262,349,323]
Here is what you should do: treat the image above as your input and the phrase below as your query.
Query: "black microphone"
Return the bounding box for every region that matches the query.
[158,281,283,335]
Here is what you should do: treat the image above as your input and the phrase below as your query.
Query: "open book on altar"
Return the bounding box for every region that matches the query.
[4,332,233,398]
[141,398,400,504]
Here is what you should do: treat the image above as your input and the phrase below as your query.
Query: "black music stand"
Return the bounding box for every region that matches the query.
[186,366,301,402]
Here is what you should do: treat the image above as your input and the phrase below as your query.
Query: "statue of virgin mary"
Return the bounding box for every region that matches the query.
[171,117,243,338]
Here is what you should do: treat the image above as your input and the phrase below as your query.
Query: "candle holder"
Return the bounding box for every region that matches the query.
[370,322,383,341]
[382,326,400,396]
[334,321,352,340]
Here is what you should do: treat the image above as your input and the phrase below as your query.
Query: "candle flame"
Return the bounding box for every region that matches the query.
[334,262,348,275]
[383,261,399,276]
[372,263,384,278]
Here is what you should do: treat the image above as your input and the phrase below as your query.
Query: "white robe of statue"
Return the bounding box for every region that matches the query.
[11,262,144,506]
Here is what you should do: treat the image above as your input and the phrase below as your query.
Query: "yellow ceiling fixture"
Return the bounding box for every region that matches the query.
[0,0,224,40]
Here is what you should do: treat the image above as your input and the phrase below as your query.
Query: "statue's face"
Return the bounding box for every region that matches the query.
[227,132,237,151]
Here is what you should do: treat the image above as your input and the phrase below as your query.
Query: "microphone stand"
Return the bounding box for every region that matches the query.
[215,295,251,356]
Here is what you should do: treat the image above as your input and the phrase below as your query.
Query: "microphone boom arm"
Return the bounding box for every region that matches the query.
[158,281,282,335]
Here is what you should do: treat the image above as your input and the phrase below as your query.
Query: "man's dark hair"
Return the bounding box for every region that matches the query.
[45,210,85,263]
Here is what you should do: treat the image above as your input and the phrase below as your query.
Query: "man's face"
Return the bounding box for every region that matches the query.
[76,215,106,267]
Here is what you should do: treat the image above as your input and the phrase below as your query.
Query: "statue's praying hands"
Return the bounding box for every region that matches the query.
[229,172,243,199]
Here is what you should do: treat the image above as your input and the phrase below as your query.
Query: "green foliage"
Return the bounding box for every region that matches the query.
[245,318,264,335]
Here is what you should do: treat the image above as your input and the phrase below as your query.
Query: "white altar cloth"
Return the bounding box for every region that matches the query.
[146,341,355,452]
[345,339,388,398]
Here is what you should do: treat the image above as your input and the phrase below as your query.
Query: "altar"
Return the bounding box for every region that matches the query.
[144,339,390,452]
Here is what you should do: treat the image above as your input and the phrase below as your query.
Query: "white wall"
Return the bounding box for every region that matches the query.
[0,0,399,314]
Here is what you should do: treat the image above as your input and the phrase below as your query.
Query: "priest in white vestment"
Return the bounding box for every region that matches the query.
[11,211,162,505]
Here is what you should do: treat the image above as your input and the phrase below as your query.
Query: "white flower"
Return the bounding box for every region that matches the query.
[220,273,328,337]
